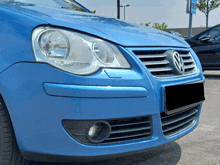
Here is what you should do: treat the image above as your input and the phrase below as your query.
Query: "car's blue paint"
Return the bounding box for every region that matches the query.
[0,4,46,73]
[0,0,204,162]
[43,83,149,98]
[0,3,189,48]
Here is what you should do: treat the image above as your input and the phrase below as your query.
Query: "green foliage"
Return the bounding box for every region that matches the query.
[92,10,96,14]
[142,22,168,31]
[197,0,220,15]
[145,22,151,27]
[152,22,168,31]
[197,0,220,28]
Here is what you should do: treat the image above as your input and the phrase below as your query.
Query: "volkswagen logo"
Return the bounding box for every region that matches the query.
[173,51,185,74]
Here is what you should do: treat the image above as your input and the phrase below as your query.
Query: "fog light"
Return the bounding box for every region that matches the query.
[88,125,98,138]
[87,121,111,143]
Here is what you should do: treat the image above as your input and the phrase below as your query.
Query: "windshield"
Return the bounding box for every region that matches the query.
[0,0,88,12]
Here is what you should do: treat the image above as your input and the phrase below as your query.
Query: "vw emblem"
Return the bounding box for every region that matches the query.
[173,52,185,74]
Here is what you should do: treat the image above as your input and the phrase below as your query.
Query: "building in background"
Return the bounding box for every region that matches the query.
[166,27,207,37]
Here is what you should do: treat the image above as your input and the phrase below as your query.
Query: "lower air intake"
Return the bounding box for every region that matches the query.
[160,105,199,137]
[62,115,152,145]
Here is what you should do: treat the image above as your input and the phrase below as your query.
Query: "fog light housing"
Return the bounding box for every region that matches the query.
[87,121,111,143]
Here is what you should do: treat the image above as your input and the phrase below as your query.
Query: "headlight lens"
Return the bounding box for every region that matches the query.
[39,30,70,59]
[32,26,130,75]
[93,42,115,64]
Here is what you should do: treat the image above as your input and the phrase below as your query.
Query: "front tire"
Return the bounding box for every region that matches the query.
[0,96,30,165]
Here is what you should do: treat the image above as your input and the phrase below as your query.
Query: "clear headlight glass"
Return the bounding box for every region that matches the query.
[32,26,130,75]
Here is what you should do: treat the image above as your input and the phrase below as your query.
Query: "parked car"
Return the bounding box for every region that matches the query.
[169,30,189,40]
[186,24,220,71]
[169,30,185,39]
[182,36,189,40]
[0,0,205,164]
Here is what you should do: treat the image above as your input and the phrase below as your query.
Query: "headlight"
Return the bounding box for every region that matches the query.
[32,26,130,75]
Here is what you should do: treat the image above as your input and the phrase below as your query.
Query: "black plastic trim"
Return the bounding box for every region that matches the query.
[20,140,179,163]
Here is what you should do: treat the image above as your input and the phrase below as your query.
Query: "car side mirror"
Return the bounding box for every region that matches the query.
[199,35,211,42]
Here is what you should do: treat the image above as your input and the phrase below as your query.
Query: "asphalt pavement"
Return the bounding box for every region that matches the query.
[33,71,220,165]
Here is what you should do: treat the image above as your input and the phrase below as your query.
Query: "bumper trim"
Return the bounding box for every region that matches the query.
[43,83,148,98]
[20,141,175,163]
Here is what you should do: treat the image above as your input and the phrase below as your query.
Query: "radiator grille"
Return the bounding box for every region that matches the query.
[160,106,199,137]
[133,49,196,78]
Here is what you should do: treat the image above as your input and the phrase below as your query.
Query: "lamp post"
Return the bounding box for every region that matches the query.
[120,4,130,20]
[117,0,120,19]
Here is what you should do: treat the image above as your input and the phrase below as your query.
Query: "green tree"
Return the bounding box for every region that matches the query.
[145,22,151,27]
[152,22,168,31]
[142,22,168,31]
[197,0,220,29]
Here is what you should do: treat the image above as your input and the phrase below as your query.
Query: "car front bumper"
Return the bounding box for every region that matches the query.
[0,60,204,162]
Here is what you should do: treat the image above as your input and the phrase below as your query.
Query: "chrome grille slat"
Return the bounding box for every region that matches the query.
[164,121,194,137]
[184,64,195,69]
[133,49,197,78]
[137,54,167,59]
[161,106,199,137]
[161,109,197,120]
[162,110,197,126]
[143,60,169,66]
[162,116,196,133]
[104,135,150,144]
[183,59,194,63]
[111,125,151,134]
[107,132,152,141]
[104,115,152,144]
[148,67,173,72]
[180,54,191,58]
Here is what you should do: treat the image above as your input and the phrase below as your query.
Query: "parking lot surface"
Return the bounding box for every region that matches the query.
[33,71,220,165]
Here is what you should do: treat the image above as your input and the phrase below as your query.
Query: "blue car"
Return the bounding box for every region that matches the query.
[0,0,205,164]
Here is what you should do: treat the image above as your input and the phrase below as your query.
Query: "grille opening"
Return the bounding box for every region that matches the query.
[161,106,199,137]
[108,116,151,126]
[182,56,191,60]
[153,71,173,76]
[111,122,151,133]
[176,50,189,54]
[146,64,168,68]
[133,50,166,55]
[141,58,166,62]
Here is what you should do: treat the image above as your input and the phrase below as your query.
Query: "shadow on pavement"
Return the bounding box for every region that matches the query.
[31,141,181,165]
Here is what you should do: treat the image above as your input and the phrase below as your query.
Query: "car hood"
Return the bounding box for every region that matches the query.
[2,3,189,47]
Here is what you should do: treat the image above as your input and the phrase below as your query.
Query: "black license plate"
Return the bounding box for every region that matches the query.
[164,82,205,115]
